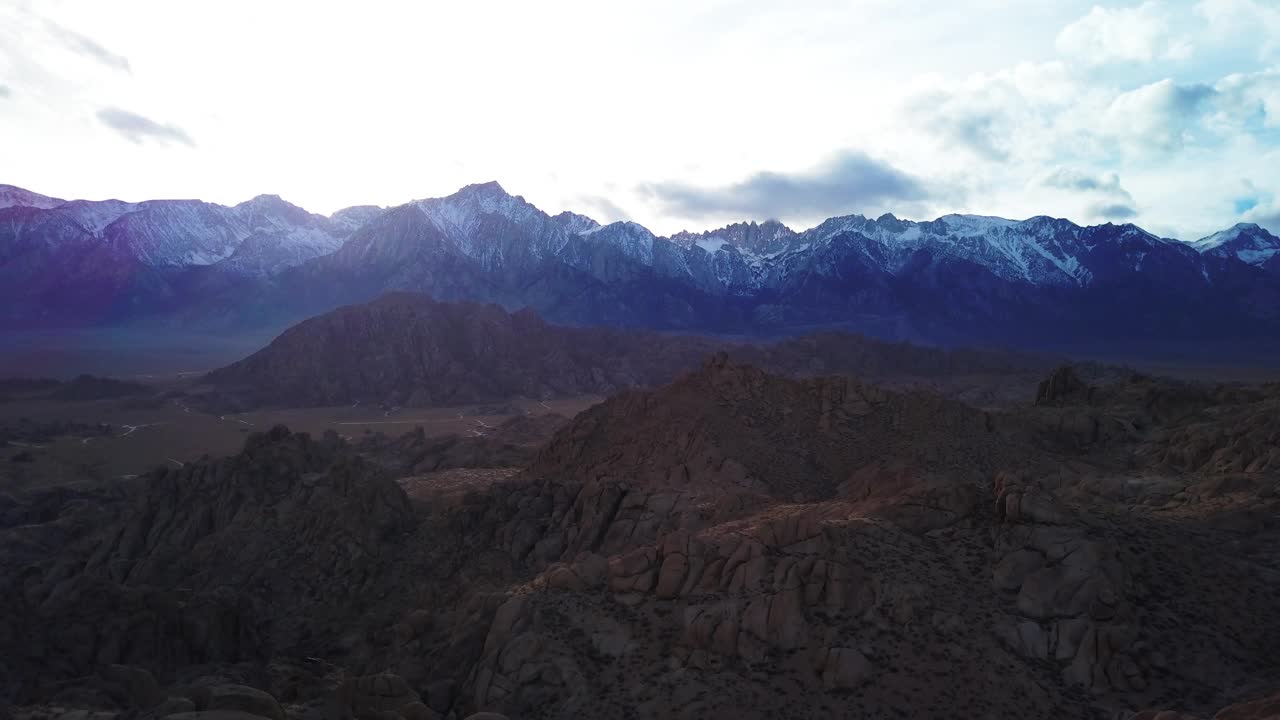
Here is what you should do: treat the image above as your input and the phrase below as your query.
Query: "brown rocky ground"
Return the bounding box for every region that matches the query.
[2,358,1278,720]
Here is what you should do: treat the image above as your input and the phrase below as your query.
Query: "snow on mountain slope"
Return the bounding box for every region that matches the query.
[552,210,601,235]
[579,221,656,264]
[6,180,1276,338]
[795,212,1200,287]
[308,182,1248,299]
[671,219,798,256]
[213,226,346,276]
[53,199,143,234]
[105,200,252,267]
[230,195,346,265]
[0,184,65,210]
[0,186,356,277]
[1194,223,1280,267]
[0,205,95,263]
[414,181,572,266]
[330,205,385,234]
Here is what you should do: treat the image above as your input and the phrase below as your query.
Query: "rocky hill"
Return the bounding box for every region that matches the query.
[204,293,1050,408]
[3,360,1279,720]
[202,294,727,407]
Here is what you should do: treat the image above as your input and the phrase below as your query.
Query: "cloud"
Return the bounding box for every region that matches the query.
[1042,168,1134,201]
[1088,202,1139,221]
[1233,178,1263,214]
[0,84,10,99]
[944,113,1010,161]
[574,194,632,223]
[1237,182,1280,233]
[43,19,130,73]
[1195,0,1280,61]
[97,108,196,147]
[1103,78,1217,152]
[643,151,927,220]
[905,61,1080,165]
[1242,202,1280,234]
[1210,68,1280,130]
[1043,168,1139,222]
[1057,2,1193,66]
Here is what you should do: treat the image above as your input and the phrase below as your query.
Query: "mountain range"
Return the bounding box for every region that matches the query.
[3,181,1279,359]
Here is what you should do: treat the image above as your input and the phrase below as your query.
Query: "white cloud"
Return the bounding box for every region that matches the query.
[1102,78,1217,153]
[1195,0,1280,61]
[904,61,1088,166]
[1235,180,1280,234]
[1210,68,1280,130]
[1057,2,1193,66]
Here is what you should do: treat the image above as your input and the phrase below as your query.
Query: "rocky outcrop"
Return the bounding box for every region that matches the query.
[525,353,1008,501]
[0,427,416,693]
[1137,384,1280,473]
[992,474,1137,691]
[336,673,435,720]
[1035,365,1089,405]
[5,360,1280,720]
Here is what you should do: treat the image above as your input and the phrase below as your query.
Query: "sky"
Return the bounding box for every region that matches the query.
[1,0,1278,240]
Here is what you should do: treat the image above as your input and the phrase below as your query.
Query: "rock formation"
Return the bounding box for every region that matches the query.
[3,361,1279,720]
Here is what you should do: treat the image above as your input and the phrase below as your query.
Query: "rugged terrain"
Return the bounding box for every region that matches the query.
[204,293,1052,409]
[2,359,1278,719]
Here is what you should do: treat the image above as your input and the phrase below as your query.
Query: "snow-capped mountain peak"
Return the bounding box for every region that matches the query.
[931,213,1020,235]
[669,218,799,256]
[552,210,601,235]
[1193,223,1280,267]
[578,220,656,263]
[411,182,569,263]
[416,181,539,225]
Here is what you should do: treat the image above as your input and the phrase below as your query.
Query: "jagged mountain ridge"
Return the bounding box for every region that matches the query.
[0,189,380,326]
[0,188,367,271]
[2,181,1278,358]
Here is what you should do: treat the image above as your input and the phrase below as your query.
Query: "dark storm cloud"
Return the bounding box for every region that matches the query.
[1089,202,1139,221]
[643,151,927,219]
[44,20,131,73]
[97,108,196,147]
